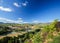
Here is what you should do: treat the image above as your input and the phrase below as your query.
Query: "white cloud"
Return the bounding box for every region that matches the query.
[23,22,28,23]
[0,18,15,23]
[33,20,40,23]
[0,18,40,24]
[0,6,12,12]
[22,1,28,6]
[18,18,22,20]
[13,3,20,7]
[13,1,28,7]
[0,17,25,24]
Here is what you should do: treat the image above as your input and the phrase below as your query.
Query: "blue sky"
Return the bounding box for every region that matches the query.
[0,0,60,23]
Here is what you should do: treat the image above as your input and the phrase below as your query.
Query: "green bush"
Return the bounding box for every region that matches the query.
[32,32,43,43]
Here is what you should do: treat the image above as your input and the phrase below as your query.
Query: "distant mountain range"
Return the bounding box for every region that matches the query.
[0,22,4,24]
[0,21,51,25]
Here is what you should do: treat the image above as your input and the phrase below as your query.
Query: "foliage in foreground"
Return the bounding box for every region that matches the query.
[0,19,60,43]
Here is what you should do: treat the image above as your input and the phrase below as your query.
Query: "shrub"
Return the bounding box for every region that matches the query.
[32,32,43,43]
[48,35,60,43]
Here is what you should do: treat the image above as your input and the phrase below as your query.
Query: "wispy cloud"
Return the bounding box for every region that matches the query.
[33,20,40,23]
[23,22,28,23]
[0,17,28,24]
[0,6,12,12]
[13,2,20,7]
[22,1,28,6]
[13,1,28,7]
[0,18,16,23]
